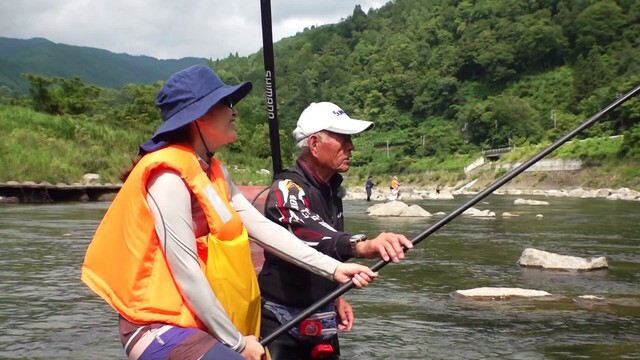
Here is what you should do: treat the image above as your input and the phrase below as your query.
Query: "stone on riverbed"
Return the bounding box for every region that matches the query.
[82,173,100,185]
[517,248,608,271]
[0,196,19,204]
[573,295,609,308]
[514,198,549,205]
[452,287,551,300]
[462,207,495,217]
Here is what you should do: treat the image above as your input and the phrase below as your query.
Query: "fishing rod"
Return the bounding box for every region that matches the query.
[260,84,640,346]
[260,0,283,177]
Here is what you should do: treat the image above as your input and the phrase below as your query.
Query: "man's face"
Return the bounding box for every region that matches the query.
[310,131,354,174]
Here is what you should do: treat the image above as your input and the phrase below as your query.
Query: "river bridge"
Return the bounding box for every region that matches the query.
[0,181,121,203]
[484,146,512,159]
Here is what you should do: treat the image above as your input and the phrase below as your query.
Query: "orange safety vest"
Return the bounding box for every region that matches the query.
[81,144,260,335]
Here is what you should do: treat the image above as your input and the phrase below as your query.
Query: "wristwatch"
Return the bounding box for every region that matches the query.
[349,234,367,258]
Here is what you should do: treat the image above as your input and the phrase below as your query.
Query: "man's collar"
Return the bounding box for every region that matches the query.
[297,158,343,189]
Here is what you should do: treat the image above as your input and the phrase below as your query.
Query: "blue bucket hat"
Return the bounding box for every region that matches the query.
[139,65,252,153]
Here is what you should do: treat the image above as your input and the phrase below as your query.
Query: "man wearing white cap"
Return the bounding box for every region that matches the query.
[258,102,413,359]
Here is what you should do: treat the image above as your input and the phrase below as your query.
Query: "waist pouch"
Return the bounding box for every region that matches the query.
[263,300,338,343]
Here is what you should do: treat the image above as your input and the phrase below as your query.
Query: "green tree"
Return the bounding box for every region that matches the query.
[22,73,60,114]
[574,0,626,56]
[117,82,163,133]
[512,10,567,70]
[57,76,101,115]
[618,124,640,158]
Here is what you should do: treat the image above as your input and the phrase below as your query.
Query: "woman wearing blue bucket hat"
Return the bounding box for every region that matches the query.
[81,65,378,360]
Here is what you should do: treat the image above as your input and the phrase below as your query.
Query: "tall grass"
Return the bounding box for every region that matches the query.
[0,104,276,185]
[554,136,623,159]
[0,105,145,183]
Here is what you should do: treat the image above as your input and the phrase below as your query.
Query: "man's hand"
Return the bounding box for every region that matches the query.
[333,263,378,288]
[335,296,354,331]
[355,232,413,262]
[241,335,264,360]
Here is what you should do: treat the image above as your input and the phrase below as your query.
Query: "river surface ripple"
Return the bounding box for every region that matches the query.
[0,195,638,359]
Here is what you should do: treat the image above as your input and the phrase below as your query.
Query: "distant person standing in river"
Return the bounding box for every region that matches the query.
[365,175,375,201]
[389,176,400,200]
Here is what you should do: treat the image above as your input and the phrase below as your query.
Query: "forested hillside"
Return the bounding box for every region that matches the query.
[1,0,639,187]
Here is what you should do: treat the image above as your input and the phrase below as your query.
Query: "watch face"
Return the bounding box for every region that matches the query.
[350,234,367,243]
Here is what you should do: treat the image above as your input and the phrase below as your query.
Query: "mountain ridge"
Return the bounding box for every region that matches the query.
[0,36,208,92]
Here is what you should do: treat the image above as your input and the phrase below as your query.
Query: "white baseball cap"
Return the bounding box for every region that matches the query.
[293,102,374,141]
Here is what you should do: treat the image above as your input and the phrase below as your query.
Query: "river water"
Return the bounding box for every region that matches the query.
[0,195,638,359]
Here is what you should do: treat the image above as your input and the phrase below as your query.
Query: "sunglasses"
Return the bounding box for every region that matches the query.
[223,97,234,109]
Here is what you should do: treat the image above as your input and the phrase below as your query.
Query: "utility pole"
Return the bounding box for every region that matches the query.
[462,122,468,144]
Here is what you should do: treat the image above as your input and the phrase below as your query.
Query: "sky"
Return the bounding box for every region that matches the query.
[0,0,389,60]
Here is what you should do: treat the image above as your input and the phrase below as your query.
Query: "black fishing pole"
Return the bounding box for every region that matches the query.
[260,0,283,177]
[260,84,640,346]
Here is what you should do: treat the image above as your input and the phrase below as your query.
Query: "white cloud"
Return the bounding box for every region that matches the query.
[0,0,388,60]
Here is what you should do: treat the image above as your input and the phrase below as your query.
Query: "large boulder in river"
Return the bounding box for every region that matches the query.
[401,204,432,217]
[367,201,432,217]
[517,248,608,271]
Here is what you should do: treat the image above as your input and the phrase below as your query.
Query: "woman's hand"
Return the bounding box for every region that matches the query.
[335,296,354,331]
[241,335,264,360]
[333,263,378,288]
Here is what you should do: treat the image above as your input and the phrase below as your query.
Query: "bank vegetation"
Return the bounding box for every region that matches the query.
[0,0,638,190]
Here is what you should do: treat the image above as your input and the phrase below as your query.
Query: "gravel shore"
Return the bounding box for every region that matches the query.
[345,185,640,202]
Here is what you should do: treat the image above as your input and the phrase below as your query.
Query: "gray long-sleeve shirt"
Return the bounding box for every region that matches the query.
[145,165,340,352]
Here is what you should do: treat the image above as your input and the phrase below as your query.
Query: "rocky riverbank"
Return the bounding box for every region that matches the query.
[345,185,640,202]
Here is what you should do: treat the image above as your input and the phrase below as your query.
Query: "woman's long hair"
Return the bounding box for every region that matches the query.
[119,125,192,182]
